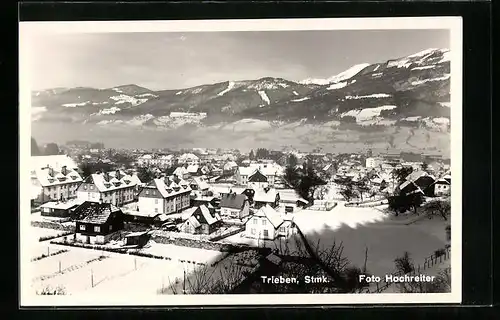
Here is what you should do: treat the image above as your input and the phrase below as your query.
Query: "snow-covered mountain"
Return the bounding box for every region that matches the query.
[300,63,371,86]
[31,48,451,152]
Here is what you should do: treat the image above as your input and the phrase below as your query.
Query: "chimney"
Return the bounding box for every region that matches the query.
[61,166,68,176]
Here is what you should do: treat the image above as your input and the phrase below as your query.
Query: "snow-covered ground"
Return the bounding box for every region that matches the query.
[217,81,236,96]
[258,91,271,105]
[28,239,229,296]
[223,198,447,277]
[327,82,348,90]
[341,105,397,123]
[32,227,69,240]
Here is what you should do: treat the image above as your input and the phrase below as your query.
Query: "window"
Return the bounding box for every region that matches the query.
[90,185,94,190]
[94,226,100,232]
[155,208,158,213]
[251,228,256,235]
[84,185,87,190]
[253,218,258,225]
[280,227,285,233]
[146,190,149,195]
[110,225,113,231]
[262,219,267,226]
[79,225,86,231]
[263,229,269,237]
[155,199,158,204]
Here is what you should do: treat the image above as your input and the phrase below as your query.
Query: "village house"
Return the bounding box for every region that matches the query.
[77,170,137,207]
[186,164,203,176]
[137,176,192,215]
[180,205,222,235]
[247,170,270,190]
[432,175,451,196]
[219,193,250,220]
[31,165,83,205]
[172,165,190,180]
[39,199,81,218]
[244,205,286,241]
[73,201,125,245]
[235,163,283,187]
[276,189,308,214]
[223,161,238,173]
[188,177,211,196]
[177,153,200,166]
[404,170,436,196]
[365,157,383,168]
[253,187,280,209]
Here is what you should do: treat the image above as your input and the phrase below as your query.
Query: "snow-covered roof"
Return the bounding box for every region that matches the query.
[178,153,199,161]
[253,205,283,229]
[277,189,308,204]
[86,171,137,192]
[40,199,82,210]
[173,166,188,176]
[254,187,278,203]
[145,177,192,199]
[191,177,210,190]
[75,202,122,224]
[186,165,199,173]
[187,205,221,226]
[34,166,83,187]
[31,184,42,199]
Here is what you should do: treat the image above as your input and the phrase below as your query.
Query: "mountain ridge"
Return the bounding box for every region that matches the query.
[30,48,451,153]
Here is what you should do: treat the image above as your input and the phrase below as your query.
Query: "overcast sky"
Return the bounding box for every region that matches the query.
[28,29,449,91]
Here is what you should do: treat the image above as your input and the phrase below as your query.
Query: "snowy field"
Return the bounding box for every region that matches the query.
[223,202,448,277]
[27,236,229,296]
[32,227,69,241]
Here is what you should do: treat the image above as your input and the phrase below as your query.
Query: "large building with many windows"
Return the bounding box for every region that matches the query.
[31,165,83,205]
[76,170,137,206]
[137,176,192,215]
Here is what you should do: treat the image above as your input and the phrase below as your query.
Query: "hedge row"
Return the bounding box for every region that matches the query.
[31,249,69,262]
[31,221,75,232]
[39,232,73,242]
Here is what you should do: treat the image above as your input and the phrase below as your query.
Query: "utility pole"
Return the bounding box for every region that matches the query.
[183,269,186,294]
[59,260,61,273]
[134,257,137,270]
[91,269,94,288]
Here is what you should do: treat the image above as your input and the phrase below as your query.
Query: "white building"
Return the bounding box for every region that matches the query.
[137,154,175,168]
[31,165,83,204]
[177,153,200,166]
[244,205,289,240]
[137,176,192,215]
[235,163,283,186]
[365,157,382,168]
[76,170,137,206]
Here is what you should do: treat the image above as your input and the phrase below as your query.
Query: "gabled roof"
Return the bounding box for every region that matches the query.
[248,170,268,183]
[405,170,428,182]
[254,187,278,203]
[87,171,137,192]
[220,193,247,210]
[277,189,308,204]
[190,177,210,190]
[74,201,122,224]
[252,205,283,229]
[34,166,83,187]
[187,205,221,226]
[146,177,192,198]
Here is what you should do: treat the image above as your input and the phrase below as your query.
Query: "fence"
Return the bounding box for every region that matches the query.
[31,220,75,232]
[307,201,338,211]
[209,226,245,242]
[345,199,388,208]
[364,246,452,293]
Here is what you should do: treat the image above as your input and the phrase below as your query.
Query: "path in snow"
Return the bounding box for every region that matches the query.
[258,91,270,105]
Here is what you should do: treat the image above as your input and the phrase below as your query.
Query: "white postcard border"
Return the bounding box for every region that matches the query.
[19,16,463,306]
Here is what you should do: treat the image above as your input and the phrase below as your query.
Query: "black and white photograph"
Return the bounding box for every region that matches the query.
[19,17,462,306]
